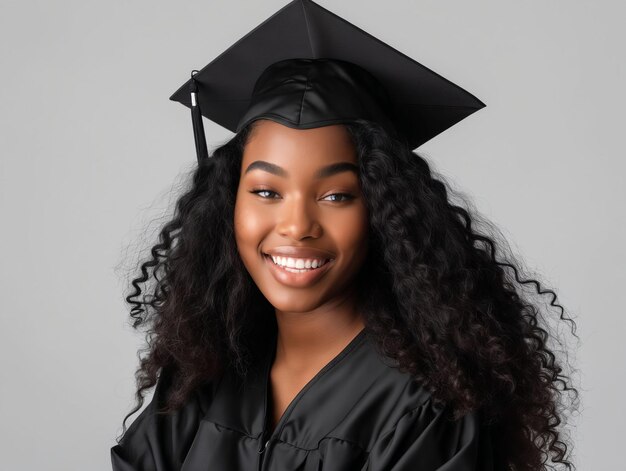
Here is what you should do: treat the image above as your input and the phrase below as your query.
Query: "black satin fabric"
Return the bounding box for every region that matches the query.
[168,0,487,152]
[234,58,398,141]
[111,328,496,470]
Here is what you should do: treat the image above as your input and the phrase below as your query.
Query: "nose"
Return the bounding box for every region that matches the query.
[276,193,322,240]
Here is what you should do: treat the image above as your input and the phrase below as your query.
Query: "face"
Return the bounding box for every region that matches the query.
[234,119,369,314]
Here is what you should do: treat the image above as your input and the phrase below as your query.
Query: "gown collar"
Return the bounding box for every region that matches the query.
[202,326,371,449]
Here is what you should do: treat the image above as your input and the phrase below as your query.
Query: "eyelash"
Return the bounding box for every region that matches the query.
[249,189,355,203]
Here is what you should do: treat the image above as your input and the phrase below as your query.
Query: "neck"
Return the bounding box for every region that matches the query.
[272,289,365,373]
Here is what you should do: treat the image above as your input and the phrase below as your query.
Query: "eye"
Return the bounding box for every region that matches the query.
[322,193,355,203]
[249,189,279,199]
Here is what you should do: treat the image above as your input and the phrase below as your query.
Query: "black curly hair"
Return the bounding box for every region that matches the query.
[115,118,580,470]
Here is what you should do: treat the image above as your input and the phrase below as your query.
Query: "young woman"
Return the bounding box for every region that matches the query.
[111,1,578,470]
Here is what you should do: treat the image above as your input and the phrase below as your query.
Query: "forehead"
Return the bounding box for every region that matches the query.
[242,120,357,170]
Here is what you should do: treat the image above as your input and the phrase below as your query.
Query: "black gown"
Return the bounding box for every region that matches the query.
[110,328,496,470]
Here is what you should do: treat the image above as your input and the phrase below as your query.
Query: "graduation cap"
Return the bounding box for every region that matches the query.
[169,0,486,164]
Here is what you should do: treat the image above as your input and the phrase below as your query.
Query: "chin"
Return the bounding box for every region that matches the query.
[262,292,328,314]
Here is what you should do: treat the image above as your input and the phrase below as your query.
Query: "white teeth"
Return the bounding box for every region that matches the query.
[269,255,329,270]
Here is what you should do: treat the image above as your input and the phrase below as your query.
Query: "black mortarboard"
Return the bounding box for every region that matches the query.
[170,0,485,164]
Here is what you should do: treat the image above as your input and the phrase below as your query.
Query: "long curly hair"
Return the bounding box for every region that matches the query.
[115,118,580,470]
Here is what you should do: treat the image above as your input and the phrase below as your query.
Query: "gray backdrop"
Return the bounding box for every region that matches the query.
[1,0,622,469]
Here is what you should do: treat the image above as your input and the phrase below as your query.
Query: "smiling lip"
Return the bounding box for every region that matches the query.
[263,253,334,288]
[264,246,334,259]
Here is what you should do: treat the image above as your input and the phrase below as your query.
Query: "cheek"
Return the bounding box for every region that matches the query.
[328,205,369,252]
[234,199,264,247]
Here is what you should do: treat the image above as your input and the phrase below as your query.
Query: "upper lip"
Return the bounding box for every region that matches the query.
[263,246,335,260]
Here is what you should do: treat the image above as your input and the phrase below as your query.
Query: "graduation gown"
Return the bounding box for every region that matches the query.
[110,328,495,470]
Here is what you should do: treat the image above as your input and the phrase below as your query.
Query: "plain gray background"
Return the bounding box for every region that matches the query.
[1,0,622,469]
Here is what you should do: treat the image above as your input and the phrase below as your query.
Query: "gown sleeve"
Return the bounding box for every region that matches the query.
[110,370,211,471]
[364,396,495,471]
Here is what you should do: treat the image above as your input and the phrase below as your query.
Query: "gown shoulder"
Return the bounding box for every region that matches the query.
[362,395,496,470]
[110,368,217,471]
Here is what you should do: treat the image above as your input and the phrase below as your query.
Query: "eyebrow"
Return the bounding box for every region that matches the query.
[244,160,358,179]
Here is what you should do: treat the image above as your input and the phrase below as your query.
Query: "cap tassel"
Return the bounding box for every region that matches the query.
[190,70,209,164]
